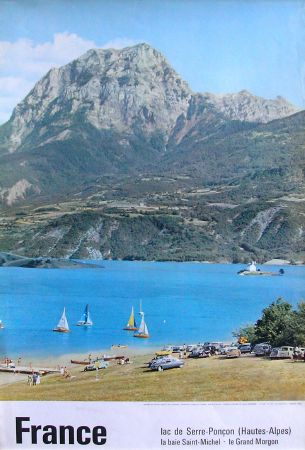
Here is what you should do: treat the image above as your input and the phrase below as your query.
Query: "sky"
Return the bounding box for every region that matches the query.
[0,0,304,124]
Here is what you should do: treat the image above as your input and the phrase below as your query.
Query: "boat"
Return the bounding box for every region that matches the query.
[77,304,93,326]
[53,307,70,332]
[111,345,128,349]
[134,312,150,339]
[238,261,284,276]
[71,355,125,364]
[0,320,4,329]
[123,306,138,331]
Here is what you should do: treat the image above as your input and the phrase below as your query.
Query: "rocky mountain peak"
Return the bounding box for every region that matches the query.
[6,43,192,152]
[202,90,299,123]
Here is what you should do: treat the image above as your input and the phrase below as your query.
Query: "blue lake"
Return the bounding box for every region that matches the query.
[0,261,304,358]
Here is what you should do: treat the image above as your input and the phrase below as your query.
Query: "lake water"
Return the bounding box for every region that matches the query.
[0,261,304,358]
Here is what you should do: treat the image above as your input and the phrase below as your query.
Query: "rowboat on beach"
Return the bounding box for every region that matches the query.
[71,355,125,364]
[77,304,93,326]
[123,306,138,331]
[111,344,128,349]
[53,307,70,332]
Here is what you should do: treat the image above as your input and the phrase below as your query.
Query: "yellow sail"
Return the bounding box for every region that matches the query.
[127,306,135,327]
[123,306,138,331]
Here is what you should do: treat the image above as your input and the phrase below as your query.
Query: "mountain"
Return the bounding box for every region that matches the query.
[0,43,304,263]
[0,43,300,205]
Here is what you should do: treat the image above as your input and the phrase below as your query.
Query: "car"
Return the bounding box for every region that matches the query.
[161,345,173,352]
[188,348,210,358]
[150,356,184,371]
[155,350,172,357]
[186,344,197,352]
[219,345,233,355]
[238,344,252,354]
[205,342,224,352]
[84,360,109,371]
[226,348,241,358]
[270,346,294,359]
[253,343,272,356]
[172,345,184,353]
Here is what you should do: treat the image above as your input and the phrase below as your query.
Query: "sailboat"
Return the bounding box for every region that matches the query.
[123,306,138,331]
[134,312,150,339]
[53,307,70,332]
[77,304,93,326]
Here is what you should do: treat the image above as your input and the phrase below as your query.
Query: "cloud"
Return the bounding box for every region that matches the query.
[0,32,98,124]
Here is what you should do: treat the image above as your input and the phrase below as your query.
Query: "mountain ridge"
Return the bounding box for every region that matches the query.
[0,43,304,263]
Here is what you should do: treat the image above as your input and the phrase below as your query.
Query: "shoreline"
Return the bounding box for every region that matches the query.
[0,346,161,384]
[1,255,303,267]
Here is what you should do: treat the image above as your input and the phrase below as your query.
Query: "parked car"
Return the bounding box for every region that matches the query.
[202,345,218,355]
[219,345,233,355]
[238,343,252,354]
[226,348,241,358]
[155,350,172,357]
[148,355,165,367]
[150,356,184,371]
[188,348,210,358]
[253,343,272,356]
[84,360,109,371]
[161,345,173,352]
[270,346,294,359]
[186,344,197,352]
[204,342,224,353]
[172,345,184,353]
[220,345,239,355]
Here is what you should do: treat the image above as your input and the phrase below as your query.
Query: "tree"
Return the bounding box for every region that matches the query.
[292,301,305,346]
[254,298,295,347]
[232,324,256,343]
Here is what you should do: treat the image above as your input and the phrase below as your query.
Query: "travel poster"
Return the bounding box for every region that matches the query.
[0,1,305,448]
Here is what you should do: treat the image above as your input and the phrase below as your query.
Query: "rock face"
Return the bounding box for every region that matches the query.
[2,43,298,155]
[203,90,297,124]
[0,43,301,205]
[4,44,192,153]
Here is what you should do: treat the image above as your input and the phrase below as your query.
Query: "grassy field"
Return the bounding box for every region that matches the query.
[1,353,305,401]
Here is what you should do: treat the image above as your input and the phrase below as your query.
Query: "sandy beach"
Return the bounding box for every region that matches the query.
[0,345,159,386]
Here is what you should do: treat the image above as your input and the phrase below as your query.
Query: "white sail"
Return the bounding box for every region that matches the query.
[137,313,149,335]
[57,308,69,330]
[138,315,145,333]
[143,321,149,336]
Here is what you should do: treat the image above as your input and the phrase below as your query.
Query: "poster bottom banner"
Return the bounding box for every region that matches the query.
[1,401,304,449]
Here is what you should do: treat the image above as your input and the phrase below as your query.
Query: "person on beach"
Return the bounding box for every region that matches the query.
[17,357,21,366]
[36,374,41,385]
[60,366,64,375]
[27,375,33,386]
[32,373,38,386]
[64,367,71,379]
